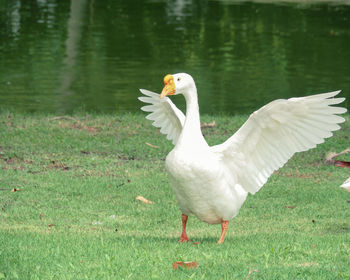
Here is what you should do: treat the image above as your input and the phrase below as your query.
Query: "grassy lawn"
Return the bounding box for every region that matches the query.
[0,111,349,279]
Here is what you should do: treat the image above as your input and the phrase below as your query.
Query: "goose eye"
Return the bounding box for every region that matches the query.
[177,77,181,82]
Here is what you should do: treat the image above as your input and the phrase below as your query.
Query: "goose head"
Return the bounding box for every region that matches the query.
[160,73,196,99]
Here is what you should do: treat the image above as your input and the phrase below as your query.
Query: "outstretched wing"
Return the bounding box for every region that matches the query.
[211,90,347,194]
[139,89,185,145]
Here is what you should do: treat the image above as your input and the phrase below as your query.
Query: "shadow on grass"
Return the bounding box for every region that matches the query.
[112,233,228,245]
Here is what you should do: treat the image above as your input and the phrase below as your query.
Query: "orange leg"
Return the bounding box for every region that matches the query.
[179,213,190,242]
[218,220,229,244]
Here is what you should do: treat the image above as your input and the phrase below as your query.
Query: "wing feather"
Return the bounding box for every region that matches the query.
[139,89,185,145]
[211,90,346,194]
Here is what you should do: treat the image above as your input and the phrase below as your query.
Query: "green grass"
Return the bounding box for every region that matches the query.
[0,111,349,279]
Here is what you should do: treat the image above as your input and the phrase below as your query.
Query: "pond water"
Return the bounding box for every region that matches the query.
[0,0,349,115]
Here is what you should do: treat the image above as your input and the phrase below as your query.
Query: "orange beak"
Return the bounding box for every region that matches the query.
[160,74,176,98]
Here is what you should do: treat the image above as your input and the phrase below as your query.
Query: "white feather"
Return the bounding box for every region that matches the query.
[139,89,185,145]
[211,92,346,194]
[341,177,350,192]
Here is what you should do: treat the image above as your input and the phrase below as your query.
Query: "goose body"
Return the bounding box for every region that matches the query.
[139,73,347,243]
[166,140,248,225]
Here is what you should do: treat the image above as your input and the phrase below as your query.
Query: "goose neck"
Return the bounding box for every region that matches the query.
[177,88,205,147]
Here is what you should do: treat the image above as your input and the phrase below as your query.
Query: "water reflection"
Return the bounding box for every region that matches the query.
[58,0,87,112]
[0,0,349,114]
[9,1,20,36]
[165,0,195,28]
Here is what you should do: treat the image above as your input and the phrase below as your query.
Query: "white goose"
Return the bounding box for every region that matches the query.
[139,73,347,244]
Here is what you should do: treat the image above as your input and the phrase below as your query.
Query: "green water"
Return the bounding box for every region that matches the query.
[0,0,349,114]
